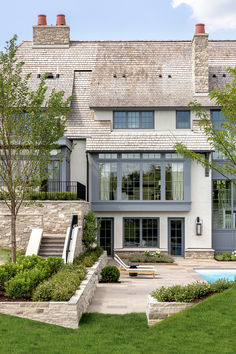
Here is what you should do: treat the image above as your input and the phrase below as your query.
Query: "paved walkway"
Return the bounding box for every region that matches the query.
[88,258,236,314]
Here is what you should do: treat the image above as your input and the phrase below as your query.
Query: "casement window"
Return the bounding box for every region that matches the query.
[113,111,154,129]
[211,110,224,130]
[124,218,159,248]
[97,153,187,201]
[176,111,190,129]
[213,180,236,229]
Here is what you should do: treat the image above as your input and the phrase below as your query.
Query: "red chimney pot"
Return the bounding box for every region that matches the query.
[195,24,205,34]
[56,14,66,26]
[37,14,47,26]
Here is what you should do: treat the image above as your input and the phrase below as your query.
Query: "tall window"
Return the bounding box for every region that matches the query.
[124,218,159,247]
[113,111,154,129]
[176,111,190,129]
[211,110,224,130]
[143,163,161,200]
[213,180,235,229]
[165,163,184,200]
[122,163,140,200]
[99,162,117,200]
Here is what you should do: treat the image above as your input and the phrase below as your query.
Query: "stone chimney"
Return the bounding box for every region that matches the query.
[192,24,209,94]
[33,14,70,48]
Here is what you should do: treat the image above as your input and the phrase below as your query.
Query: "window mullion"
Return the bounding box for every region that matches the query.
[140,218,142,248]
[161,161,165,201]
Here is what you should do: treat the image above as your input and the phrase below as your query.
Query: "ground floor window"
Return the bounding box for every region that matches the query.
[213,180,236,229]
[123,218,159,247]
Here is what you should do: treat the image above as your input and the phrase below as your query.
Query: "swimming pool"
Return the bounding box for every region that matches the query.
[195,269,236,283]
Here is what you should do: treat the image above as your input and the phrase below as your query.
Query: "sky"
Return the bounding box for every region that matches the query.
[1,0,236,50]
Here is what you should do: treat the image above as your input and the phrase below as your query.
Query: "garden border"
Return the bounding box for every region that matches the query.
[0,252,107,329]
[146,295,194,326]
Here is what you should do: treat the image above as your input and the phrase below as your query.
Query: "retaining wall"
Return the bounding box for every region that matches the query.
[0,251,107,328]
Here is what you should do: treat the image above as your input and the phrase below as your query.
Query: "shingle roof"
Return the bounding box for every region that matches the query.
[16,39,236,151]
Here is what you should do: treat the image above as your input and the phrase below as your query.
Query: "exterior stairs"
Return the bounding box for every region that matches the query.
[38,234,65,258]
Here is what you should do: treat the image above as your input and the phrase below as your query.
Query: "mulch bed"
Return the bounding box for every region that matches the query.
[0,290,30,302]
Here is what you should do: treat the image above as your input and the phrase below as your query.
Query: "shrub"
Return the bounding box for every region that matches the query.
[83,211,100,250]
[215,251,235,261]
[0,263,18,290]
[101,266,120,283]
[29,191,77,201]
[5,267,50,299]
[46,257,63,274]
[16,254,46,271]
[73,246,104,267]
[152,279,236,303]
[33,264,87,302]
[130,252,174,264]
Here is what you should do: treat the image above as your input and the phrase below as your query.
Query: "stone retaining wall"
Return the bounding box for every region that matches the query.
[0,201,90,251]
[0,251,107,329]
[146,295,194,326]
[115,250,168,260]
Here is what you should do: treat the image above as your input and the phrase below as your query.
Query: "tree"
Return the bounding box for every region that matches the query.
[0,36,72,262]
[83,211,100,251]
[174,67,236,184]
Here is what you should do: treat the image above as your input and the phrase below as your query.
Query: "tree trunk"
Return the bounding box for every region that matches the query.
[11,211,17,263]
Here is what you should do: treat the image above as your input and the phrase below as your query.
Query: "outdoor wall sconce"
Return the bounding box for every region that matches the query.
[196,217,203,236]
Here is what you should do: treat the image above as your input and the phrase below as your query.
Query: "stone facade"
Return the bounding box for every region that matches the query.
[185,249,215,259]
[33,26,70,46]
[0,201,90,251]
[146,295,194,326]
[0,251,107,329]
[192,33,209,93]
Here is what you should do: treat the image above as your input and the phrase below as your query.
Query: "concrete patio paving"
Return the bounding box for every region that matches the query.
[88,258,236,314]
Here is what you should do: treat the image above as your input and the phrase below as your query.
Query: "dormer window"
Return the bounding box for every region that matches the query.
[176,111,190,129]
[113,111,154,129]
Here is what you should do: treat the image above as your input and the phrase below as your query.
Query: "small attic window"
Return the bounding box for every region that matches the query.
[122,74,126,78]
[212,74,217,78]
[223,74,226,77]
[113,74,117,78]
[46,73,54,79]
[168,75,172,78]
[159,74,162,78]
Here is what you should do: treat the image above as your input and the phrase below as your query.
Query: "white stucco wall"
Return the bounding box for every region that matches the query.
[70,140,87,186]
[95,160,212,252]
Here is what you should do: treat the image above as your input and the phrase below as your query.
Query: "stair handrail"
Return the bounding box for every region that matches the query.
[65,215,78,263]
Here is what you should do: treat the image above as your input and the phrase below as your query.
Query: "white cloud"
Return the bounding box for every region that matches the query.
[172,0,236,30]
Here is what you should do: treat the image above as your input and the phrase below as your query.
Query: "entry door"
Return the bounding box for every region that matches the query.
[168,218,184,256]
[98,218,114,257]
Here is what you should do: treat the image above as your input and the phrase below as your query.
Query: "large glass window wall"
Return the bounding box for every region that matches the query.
[213,180,236,229]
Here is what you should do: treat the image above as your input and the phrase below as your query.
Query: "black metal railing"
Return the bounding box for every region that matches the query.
[38,181,86,201]
[66,214,78,263]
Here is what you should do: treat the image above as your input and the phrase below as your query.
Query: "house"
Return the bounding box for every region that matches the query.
[15,14,236,258]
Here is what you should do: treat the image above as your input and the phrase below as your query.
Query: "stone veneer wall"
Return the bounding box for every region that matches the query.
[192,33,209,93]
[185,249,214,259]
[33,26,70,46]
[146,295,194,326]
[0,201,90,251]
[0,251,107,329]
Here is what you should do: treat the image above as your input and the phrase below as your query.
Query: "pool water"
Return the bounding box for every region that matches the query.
[195,269,236,283]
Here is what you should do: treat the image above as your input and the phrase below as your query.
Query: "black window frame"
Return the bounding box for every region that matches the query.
[113,111,154,129]
[176,111,191,129]
[123,217,160,248]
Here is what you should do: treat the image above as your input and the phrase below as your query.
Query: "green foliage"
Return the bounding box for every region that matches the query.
[0,262,18,290]
[82,211,100,250]
[28,191,77,201]
[101,266,120,283]
[33,264,87,302]
[215,251,234,261]
[130,251,174,263]
[73,246,104,267]
[175,67,236,182]
[0,255,63,298]
[0,35,72,262]
[152,279,236,302]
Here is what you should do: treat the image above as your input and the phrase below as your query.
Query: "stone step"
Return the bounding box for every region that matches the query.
[38,250,63,256]
[41,240,65,245]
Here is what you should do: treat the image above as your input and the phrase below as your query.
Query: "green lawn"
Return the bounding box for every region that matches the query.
[0,248,10,264]
[0,286,236,354]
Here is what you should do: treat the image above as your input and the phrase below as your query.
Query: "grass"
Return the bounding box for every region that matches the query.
[0,248,10,264]
[0,286,236,353]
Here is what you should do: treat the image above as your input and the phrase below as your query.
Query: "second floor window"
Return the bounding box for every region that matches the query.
[176,111,190,129]
[113,111,154,129]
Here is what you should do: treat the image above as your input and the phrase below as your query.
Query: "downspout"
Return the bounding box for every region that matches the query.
[86,152,89,202]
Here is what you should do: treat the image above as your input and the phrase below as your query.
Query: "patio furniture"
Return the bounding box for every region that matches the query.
[114,254,155,270]
[114,254,156,278]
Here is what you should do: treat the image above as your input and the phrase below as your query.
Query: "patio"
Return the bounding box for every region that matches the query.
[88,258,236,314]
